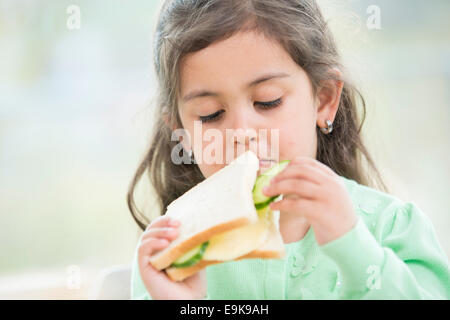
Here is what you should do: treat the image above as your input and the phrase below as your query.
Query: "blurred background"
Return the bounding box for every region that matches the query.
[0,0,449,299]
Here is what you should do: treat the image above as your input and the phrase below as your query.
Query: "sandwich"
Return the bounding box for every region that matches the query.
[149,150,290,282]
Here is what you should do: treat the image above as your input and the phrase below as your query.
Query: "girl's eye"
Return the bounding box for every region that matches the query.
[198,98,282,123]
[255,98,282,110]
[199,110,225,123]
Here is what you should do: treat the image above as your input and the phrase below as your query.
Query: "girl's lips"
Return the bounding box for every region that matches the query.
[259,159,275,168]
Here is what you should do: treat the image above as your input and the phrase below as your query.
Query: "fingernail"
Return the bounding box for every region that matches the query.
[263,186,269,194]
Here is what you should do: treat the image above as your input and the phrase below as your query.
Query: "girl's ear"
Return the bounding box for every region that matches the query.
[163,113,176,131]
[315,68,344,127]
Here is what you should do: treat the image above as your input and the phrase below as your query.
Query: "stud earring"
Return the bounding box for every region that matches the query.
[320,120,333,134]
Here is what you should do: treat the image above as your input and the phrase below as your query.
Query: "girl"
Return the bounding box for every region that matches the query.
[127,0,450,299]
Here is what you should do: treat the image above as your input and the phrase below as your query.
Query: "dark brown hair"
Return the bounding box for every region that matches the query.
[127,0,389,231]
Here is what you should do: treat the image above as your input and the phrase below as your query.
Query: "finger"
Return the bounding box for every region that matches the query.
[263,178,319,199]
[137,239,173,285]
[271,163,325,185]
[270,197,316,218]
[138,237,170,264]
[142,227,179,241]
[145,215,180,232]
[291,156,336,178]
[145,215,171,231]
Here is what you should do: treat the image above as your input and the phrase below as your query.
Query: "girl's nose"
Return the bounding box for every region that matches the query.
[226,105,259,157]
[229,103,258,133]
[229,112,257,145]
[229,130,257,162]
[234,129,257,145]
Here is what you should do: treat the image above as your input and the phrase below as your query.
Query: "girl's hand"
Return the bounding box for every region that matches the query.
[138,215,207,300]
[263,156,358,246]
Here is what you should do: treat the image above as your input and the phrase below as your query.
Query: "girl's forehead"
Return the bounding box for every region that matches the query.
[181,31,289,74]
[179,31,300,98]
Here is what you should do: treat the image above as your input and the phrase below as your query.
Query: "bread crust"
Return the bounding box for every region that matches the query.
[165,260,222,282]
[149,216,253,271]
[165,247,284,282]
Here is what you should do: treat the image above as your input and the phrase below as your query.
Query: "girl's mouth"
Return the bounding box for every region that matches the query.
[259,159,275,168]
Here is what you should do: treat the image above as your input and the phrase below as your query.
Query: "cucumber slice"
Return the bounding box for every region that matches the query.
[170,241,209,268]
[253,160,290,210]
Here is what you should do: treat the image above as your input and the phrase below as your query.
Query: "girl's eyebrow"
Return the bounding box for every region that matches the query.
[181,72,290,103]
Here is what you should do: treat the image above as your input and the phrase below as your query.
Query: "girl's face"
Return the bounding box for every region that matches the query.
[177,31,341,178]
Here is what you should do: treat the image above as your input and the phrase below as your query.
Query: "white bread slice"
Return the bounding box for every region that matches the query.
[165,210,285,282]
[149,150,260,271]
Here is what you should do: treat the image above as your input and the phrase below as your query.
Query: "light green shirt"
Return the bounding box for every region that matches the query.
[130,176,450,299]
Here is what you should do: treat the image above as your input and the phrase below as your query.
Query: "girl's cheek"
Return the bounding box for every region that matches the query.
[198,163,226,179]
[278,127,315,160]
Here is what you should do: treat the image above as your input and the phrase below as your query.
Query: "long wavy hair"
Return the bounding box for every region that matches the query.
[127,0,389,231]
